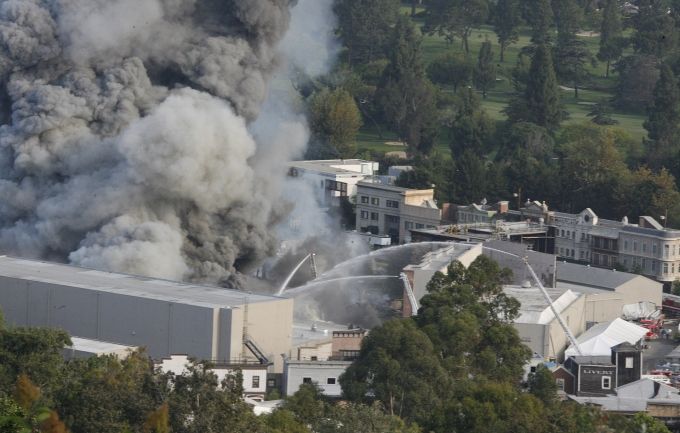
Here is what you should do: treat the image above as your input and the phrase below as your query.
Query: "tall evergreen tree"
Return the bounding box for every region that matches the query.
[598,0,624,78]
[493,0,522,62]
[525,44,562,130]
[644,63,680,165]
[553,0,591,98]
[523,0,553,45]
[425,0,489,53]
[376,17,439,154]
[335,0,400,67]
[474,41,496,98]
[632,0,678,57]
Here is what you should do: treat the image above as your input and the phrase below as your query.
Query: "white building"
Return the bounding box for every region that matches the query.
[158,354,269,401]
[283,360,352,397]
[505,284,586,361]
[288,159,379,207]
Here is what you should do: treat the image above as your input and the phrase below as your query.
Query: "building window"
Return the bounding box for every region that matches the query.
[625,357,634,368]
[267,379,276,388]
[664,263,669,275]
[327,378,336,385]
[593,253,599,265]
[643,243,647,253]
[652,261,657,271]
[571,249,575,257]
[303,377,312,384]
[405,221,413,229]
[602,376,611,390]
[556,378,565,391]
[361,196,369,204]
[674,245,677,256]
[360,211,368,219]
[415,223,425,229]
[624,240,629,251]
[665,245,670,258]
[561,230,565,237]
[252,376,260,388]
[572,231,575,239]
[370,212,379,221]
[371,197,379,205]
[673,263,676,274]
[310,356,318,361]
[653,243,658,255]
[581,233,585,241]
[633,241,638,252]
[386,200,399,208]
[559,248,564,256]
[580,251,584,259]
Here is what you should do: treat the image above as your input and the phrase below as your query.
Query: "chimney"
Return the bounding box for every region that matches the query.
[497,201,509,214]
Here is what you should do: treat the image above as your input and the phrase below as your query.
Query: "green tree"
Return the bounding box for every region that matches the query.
[587,99,618,125]
[523,0,553,45]
[376,17,439,155]
[427,52,473,92]
[0,325,71,394]
[629,412,671,433]
[617,167,680,227]
[54,352,163,433]
[340,319,450,426]
[335,0,400,67]
[318,403,420,433]
[528,365,558,405]
[553,0,591,98]
[632,0,678,58]
[281,383,325,429]
[450,150,488,203]
[425,0,489,53]
[448,87,495,154]
[474,41,496,98]
[614,54,660,111]
[525,44,562,130]
[558,124,630,216]
[416,256,530,381]
[598,0,624,78]
[261,409,310,433]
[493,0,522,62]
[644,63,680,165]
[309,88,363,158]
[143,403,170,433]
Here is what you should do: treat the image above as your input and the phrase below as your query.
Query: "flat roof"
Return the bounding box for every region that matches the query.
[357,179,433,194]
[556,262,645,290]
[68,337,137,354]
[504,285,581,324]
[290,159,376,176]
[0,255,282,309]
[403,244,478,272]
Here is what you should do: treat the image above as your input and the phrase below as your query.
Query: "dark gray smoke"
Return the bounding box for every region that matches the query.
[0,0,308,283]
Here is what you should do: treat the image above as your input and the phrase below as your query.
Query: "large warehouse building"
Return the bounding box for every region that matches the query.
[0,256,293,372]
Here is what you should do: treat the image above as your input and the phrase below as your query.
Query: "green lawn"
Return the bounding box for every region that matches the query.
[356,12,648,155]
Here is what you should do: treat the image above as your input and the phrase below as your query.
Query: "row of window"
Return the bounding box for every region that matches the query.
[359,211,379,221]
[620,256,680,276]
[623,239,678,259]
[359,195,400,208]
[302,377,337,385]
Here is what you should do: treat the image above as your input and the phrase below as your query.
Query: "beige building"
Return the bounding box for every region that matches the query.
[355,180,442,243]
[556,262,663,324]
[505,285,586,361]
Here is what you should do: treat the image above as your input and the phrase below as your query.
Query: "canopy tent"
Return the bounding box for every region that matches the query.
[565,318,647,357]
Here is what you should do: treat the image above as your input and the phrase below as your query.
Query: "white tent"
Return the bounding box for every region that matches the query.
[565,318,647,357]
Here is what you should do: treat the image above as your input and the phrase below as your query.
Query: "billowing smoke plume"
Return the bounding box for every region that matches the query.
[0,0,312,283]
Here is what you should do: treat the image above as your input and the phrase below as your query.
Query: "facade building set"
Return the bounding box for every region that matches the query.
[520,201,680,284]
[355,179,442,243]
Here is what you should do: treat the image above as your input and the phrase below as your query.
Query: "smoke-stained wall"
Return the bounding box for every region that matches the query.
[0,0,339,285]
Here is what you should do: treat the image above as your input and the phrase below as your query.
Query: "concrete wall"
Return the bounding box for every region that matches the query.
[283,360,352,397]
[241,298,294,373]
[584,292,626,324]
[297,341,332,361]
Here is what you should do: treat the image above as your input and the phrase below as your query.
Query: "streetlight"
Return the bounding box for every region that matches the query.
[661,214,668,228]
[513,187,522,211]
